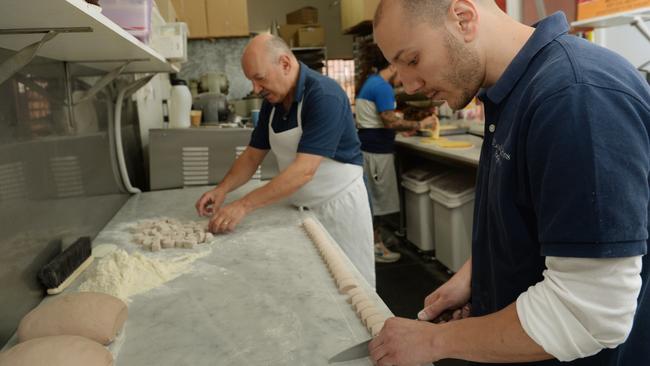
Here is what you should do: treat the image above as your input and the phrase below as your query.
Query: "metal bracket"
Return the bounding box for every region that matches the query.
[631,15,650,44]
[0,31,58,86]
[73,62,130,105]
[0,27,93,86]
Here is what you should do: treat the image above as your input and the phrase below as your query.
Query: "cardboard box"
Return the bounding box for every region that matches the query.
[286,6,318,24]
[172,0,208,38]
[206,0,249,37]
[295,25,324,47]
[576,0,650,21]
[341,0,379,32]
[278,24,304,47]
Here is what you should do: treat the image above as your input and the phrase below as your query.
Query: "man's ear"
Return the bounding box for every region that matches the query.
[448,0,479,43]
[279,54,292,74]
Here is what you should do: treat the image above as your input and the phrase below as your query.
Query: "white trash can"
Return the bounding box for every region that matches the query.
[428,172,475,272]
[401,169,446,251]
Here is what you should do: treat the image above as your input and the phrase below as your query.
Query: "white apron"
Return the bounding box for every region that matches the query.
[268,100,375,287]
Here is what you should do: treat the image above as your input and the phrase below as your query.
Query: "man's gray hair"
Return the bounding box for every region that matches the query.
[266,35,294,63]
[374,0,452,28]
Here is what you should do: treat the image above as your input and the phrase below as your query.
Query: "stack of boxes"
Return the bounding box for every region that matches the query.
[278,7,325,48]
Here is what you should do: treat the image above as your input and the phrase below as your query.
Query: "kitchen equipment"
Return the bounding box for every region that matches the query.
[200,72,229,94]
[169,78,191,128]
[328,339,371,363]
[193,92,230,123]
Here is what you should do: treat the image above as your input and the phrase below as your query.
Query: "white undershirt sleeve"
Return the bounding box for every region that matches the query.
[516,256,642,362]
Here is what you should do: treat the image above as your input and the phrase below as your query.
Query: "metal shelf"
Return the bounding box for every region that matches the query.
[0,0,178,73]
[571,7,650,28]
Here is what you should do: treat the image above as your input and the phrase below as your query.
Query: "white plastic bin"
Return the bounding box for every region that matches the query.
[101,0,153,43]
[428,172,475,272]
[401,169,446,251]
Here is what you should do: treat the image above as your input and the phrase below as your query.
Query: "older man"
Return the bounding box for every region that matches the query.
[195,34,375,286]
[370,0,650,365]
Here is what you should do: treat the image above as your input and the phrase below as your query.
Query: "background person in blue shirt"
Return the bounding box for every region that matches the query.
[356,48,437,263]
[370,0,650,365]
[195,34,375,286]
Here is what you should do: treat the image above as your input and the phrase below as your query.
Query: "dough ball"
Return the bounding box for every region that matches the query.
[0,335,112,366]
[17,292,127,345]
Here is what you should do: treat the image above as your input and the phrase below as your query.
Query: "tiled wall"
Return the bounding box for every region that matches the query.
[178,38,253,100]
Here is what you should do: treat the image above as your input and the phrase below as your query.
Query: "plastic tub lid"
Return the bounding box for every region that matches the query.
[428,172,475,208]
[401,168,447,194]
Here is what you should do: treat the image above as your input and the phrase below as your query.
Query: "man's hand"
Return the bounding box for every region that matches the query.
[418,263,471,321]
[208,200,250,233]
[369,317,440,365]
[195,188,227,217]
[419,115,439,130]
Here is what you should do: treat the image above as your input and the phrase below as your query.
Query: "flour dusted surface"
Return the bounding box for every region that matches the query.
[79,249,209,301]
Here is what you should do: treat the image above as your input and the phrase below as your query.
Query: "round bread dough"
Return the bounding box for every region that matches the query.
[17,292,127,345]
[0,335,112,366]
[338,278,357,294]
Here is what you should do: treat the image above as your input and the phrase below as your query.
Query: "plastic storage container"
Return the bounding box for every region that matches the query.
[428,172,475,272]
[401,168,447,252]
[101,0,153,43]
[150,22,188,62]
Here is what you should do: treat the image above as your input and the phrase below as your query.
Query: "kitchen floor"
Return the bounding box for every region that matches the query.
[375,224,469,366]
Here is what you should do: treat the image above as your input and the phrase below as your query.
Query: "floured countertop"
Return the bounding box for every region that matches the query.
[396,133,483,167]
[75,182,390,365]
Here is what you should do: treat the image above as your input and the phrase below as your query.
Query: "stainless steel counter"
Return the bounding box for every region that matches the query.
[4,182,389,365]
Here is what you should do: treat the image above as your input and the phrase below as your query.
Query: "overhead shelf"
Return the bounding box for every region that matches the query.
[571,7,650,28]
[0,0,178,73]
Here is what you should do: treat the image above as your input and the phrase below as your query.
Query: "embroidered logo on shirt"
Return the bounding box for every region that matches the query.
[492,140,511,163]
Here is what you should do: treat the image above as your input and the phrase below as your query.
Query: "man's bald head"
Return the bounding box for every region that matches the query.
[241,34,300,105]
[242,34,295,65]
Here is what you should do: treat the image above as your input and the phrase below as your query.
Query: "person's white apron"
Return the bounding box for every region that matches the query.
[268,100,375,287]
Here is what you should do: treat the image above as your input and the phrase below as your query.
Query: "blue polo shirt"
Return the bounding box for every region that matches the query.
[356,74,397,153]
[249,62,363,166]
[473,12,650,366]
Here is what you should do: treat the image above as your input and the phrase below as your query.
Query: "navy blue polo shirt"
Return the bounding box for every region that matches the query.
[473,12,650,366]
[249,62,363,166]
[356,74,397,153]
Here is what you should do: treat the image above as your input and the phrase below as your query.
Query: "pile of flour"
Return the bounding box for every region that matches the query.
[79,248,210,301]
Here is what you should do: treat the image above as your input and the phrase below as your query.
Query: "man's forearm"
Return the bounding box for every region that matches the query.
[380,111,420,131]
[435,302,552,363]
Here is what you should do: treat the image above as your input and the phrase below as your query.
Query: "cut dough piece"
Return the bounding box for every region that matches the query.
[365,314,385,328]
[0,335,112,366]
[371,321,385,337]
[161,238,174,249]
[360,306,381,322]
[354,299,374,313]
[350,293,370,306]
[335,273,354,287]
[346,288,365,304]
[338,278,358,294]
[17,292,127,345]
